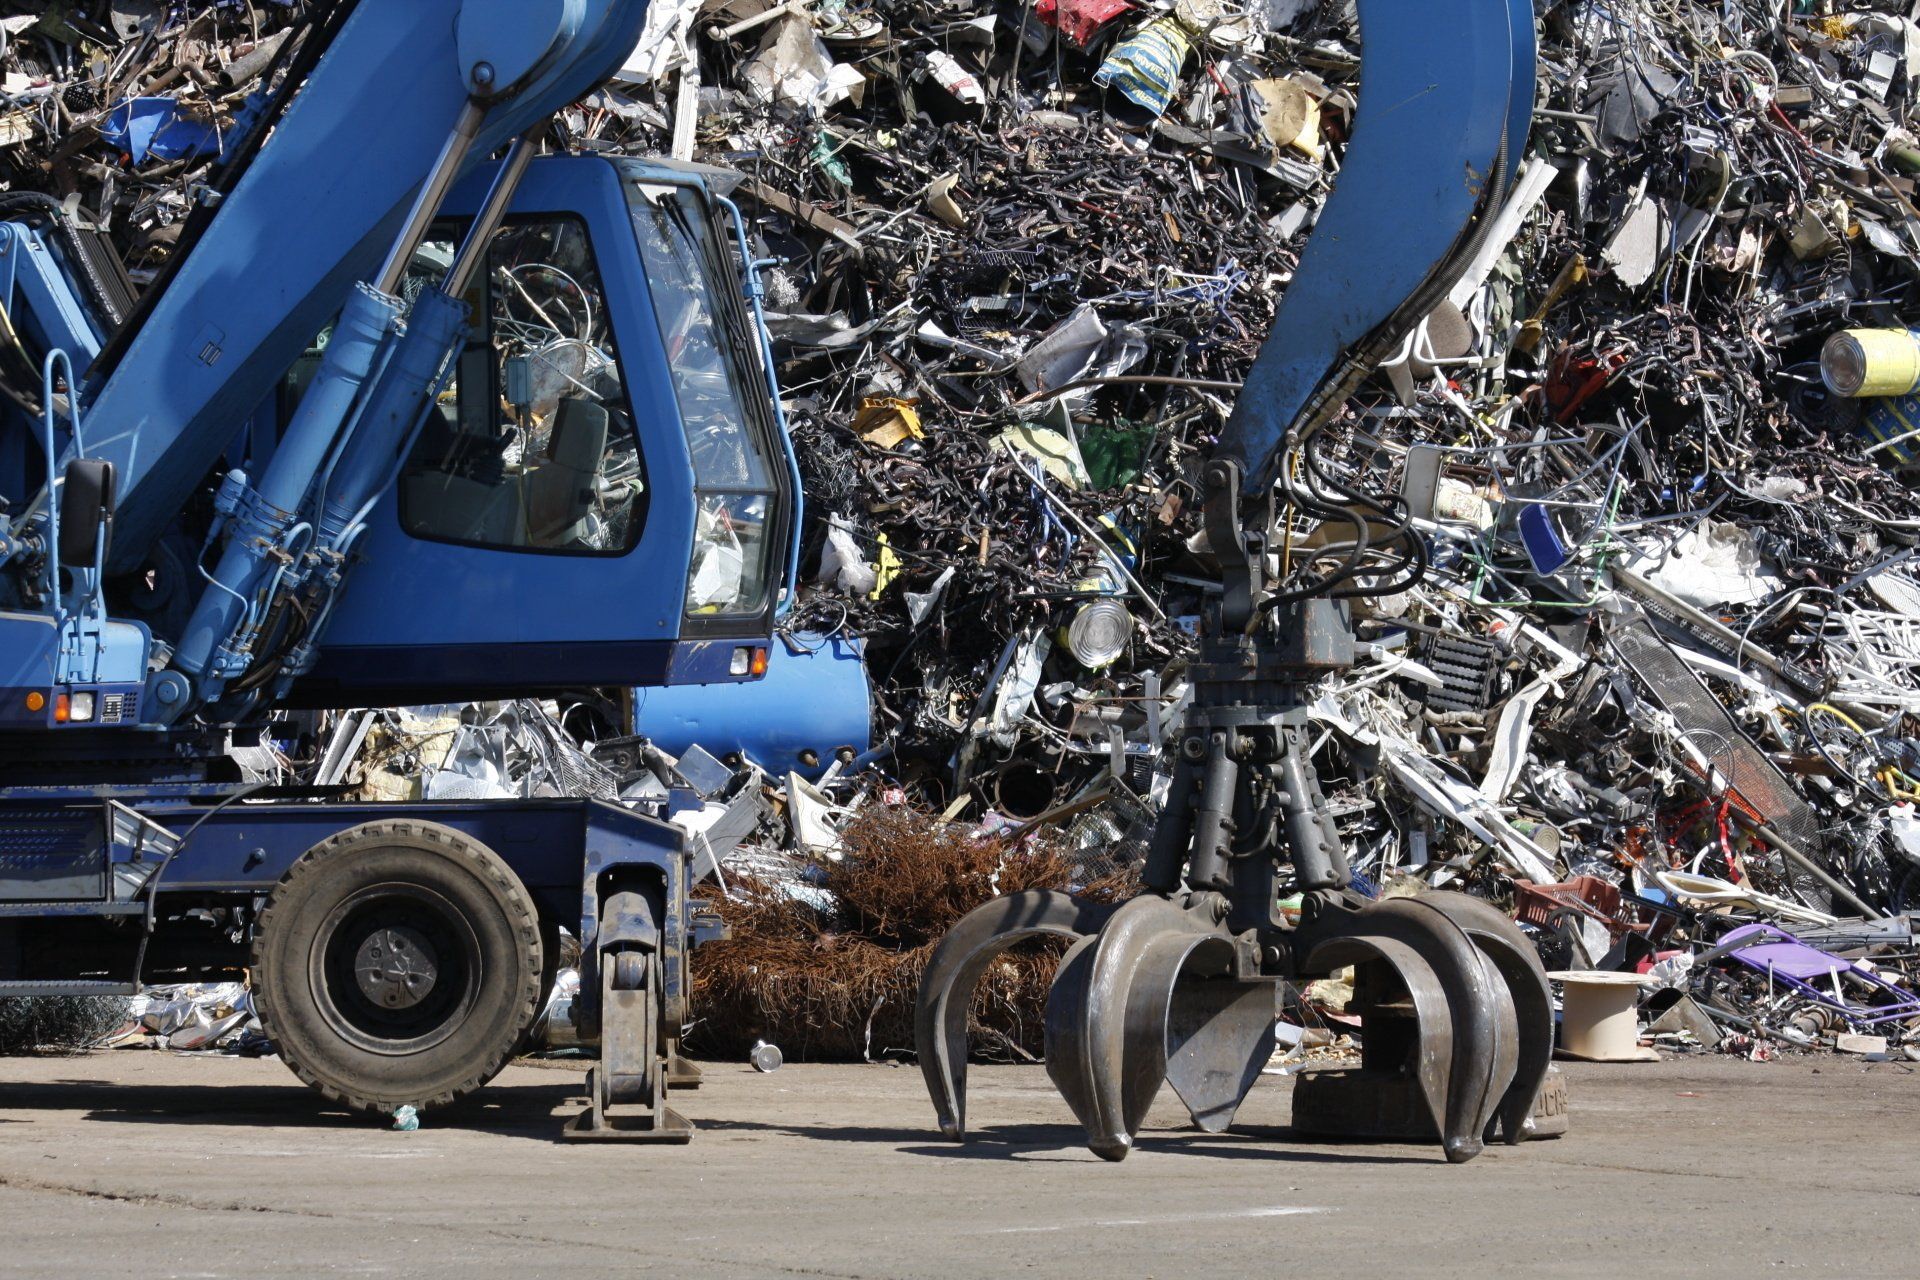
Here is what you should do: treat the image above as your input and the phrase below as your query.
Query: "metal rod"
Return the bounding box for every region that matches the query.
[372,100,486,295]
[1020,460,1168,622]
[708,0,810,42]
[1732,811,1885,921]
[1013,375,1243,407]
[443,129,537,296]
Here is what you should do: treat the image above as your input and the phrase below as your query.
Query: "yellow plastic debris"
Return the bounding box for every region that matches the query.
[854,397,925,449]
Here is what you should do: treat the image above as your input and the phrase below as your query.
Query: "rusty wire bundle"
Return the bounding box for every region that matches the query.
[0,996,127,1055]
[689,806,1133,1062]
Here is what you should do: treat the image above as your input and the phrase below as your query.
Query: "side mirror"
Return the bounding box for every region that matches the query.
[58,457,115,569]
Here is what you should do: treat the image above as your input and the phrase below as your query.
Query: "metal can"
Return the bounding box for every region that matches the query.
[1821,328,1920,398]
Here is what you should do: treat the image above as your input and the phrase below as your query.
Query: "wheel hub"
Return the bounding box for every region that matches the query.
[353,925,439,1010]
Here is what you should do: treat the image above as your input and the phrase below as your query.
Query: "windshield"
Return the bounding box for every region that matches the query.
[628,179,783,622]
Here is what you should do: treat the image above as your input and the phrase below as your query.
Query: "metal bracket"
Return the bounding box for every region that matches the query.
[1201,460,1268,636]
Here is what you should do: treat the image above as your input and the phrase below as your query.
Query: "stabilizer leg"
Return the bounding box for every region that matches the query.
[564,889,691,1142]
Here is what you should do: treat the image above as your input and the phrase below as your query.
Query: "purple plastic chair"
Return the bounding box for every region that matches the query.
[1705,924,1920,1029]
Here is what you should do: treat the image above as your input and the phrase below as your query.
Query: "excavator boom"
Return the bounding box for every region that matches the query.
[1222,0,1536,486]
[917,0,1556,1165]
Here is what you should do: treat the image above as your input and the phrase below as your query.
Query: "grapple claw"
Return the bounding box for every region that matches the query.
[1299,930,1456,1145]
[913,890,1117,1141]
[906,0,1551,1176]
[1044,896,1277,1159]
[1044,933,1138,1159]
[1297,897,1515,1162]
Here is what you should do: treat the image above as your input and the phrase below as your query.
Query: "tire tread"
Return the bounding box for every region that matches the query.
[251,819,543,1115]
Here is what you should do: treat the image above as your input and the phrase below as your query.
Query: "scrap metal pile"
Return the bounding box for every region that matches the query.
[612,0,1920,1059]
[11,0,1920,1063]
[0,3,312,275]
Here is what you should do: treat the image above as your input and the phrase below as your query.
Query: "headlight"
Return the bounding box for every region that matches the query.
[67,690,96,722]
[686,494,772,615]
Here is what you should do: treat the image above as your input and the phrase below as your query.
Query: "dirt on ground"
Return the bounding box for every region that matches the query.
[0,1051,1915,1277]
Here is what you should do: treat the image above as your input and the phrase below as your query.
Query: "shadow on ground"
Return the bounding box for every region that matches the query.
[0,1068,1446,1162]
[0,1075,586,1140]
[697,1116,1443,1165]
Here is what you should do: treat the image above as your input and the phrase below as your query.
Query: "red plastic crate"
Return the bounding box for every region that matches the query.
[1512,875,1630,938]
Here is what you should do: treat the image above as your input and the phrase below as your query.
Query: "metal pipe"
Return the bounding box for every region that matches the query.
[372,100,486,295]
[1731,811,1885,921]
[1012,375,1243,407]
[443,130,538,296]
[708,0,810,42]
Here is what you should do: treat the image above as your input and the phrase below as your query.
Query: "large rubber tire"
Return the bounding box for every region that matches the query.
[252,820,544,1115]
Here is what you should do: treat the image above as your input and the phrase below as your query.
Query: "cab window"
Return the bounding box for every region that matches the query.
[628,181,783,621]
[398,216,647,554]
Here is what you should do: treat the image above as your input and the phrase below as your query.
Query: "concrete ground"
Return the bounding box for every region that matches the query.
[0,1051,1914,1277]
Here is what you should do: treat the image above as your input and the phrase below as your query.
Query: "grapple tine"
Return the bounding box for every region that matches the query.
[1302,933,1455,1137]
[1301,898,1512,1162]
[1417,894,1554,1144]
[1366,899,1511,1162]
[1044,933,1133,1159]
[913,890,1116,1141]
[1162,944,1278,1134]
[1044,896,1213,1160]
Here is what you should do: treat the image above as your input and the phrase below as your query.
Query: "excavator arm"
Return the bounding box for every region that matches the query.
[1222,0,1534,487]
[917,0,1552,1165]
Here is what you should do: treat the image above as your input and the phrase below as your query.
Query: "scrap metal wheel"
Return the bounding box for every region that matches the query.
[252,820,544,1115]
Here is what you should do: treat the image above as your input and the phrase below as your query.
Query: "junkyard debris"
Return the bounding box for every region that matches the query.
[14,0,1920,1066]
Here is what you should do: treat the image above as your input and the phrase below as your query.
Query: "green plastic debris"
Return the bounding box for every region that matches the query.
[811,133,853,189]
[1079,421,1157,490]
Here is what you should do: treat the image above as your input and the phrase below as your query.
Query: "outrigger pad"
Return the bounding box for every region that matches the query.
[562,1077,695,1143]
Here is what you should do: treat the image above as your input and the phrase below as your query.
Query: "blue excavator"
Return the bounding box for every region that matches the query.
[0,0,788,1140]
[0,0,1549,1159]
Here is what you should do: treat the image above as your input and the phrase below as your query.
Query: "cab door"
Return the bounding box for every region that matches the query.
[304,158,791,704]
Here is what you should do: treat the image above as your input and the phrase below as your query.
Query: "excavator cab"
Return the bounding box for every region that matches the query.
[281,157,799,705]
